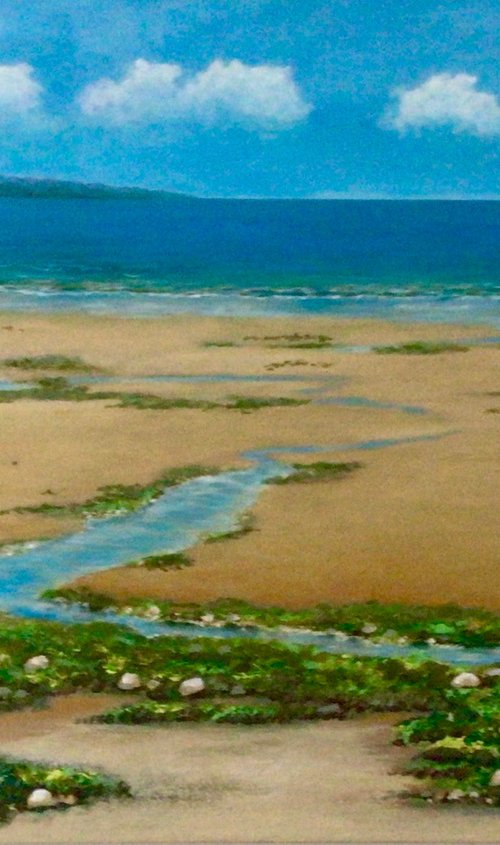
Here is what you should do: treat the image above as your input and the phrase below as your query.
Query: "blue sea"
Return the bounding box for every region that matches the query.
[0,198,498,324]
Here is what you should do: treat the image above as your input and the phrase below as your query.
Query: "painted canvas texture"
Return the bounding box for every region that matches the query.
[0,2,498,843]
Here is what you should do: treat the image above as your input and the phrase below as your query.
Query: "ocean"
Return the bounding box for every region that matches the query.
[0,198,498,324]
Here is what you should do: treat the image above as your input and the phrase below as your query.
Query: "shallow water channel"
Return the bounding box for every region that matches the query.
[0,371,498,666]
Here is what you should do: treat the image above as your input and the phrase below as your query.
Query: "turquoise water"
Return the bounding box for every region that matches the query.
[1,432,498,666]
[0,198,498,323]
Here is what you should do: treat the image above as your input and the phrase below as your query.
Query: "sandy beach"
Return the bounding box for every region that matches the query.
[0,310,497,609]
[0,694,499,844]
[0,310,499,843]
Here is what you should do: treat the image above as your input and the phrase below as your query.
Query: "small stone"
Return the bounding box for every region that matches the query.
[489,770,500,787]
[24,655,49,672]
[13,689,29,701]
[447,788,465,801]
[230,684,246,696]
[426,637,437,645]
[451,672,481,689]
[0,687,12,699]
[469,791,480,799]
[316,703,342,717]
[117,672,141,691]
[146,679,161,691]
[397,636,409,645]
[179,677,205,697]
[200,613,215,624]
[484,668,500,678]
[27,789,55,810]
[361,623,377,635]
[227,614,240,624]
[485,798,494,805]
[144,605,161,620]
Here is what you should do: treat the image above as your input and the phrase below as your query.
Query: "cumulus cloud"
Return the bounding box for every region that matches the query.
[78,58,311,129]
[0,63,43,115]
[383,73,500,137]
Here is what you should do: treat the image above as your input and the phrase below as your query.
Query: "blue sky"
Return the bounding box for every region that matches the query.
[0,0,498,197]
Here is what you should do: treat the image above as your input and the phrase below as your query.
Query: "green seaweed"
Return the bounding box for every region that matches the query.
[2,465,222,519]
[374,341,469,355]
[0,614,497,806]
[128,551,192,570]
[268,460,362,484]
[40,592,500,649]
[0,755,129,824]
[205,513,256,543]
[3,355,96,372]
[0,378,308,413]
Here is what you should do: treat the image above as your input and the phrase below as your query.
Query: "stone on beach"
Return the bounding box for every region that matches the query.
[361,623,377,635]
[316,703,342,717]
[200,613,215,624]
[179,677,205,697]
[118,672,141,690]
[451,672,481,688]
[489,770,500,787]
[484,668,500,678]
[27,789,55,810]
[24,655,49,672]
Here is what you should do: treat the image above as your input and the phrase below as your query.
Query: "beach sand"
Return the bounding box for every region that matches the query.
[0,311,499,844]
[0,311,498,608]
[0,694,499,844]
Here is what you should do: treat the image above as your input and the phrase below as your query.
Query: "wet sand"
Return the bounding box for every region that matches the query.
[0,695,499,844]
[0,311,498,608]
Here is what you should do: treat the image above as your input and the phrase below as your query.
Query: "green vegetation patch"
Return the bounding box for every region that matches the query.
[396,685,500,805]
[3,355,96,372]
[244,333,333,349]
[268,460,362,484]
[265,360,332,370]
[0,377,307,413]
[127,551,192,571]
[0,615,498,806]
[202,341,238,348]
[205,513,255,543]
[374,341,469,355]
[2,464,221,519]
[0,755,129,824]
[40,592,500,650]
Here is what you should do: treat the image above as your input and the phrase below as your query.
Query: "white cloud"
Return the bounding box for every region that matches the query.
[383,73,500,137]
[0,63,43,114]
[79,58,311,129]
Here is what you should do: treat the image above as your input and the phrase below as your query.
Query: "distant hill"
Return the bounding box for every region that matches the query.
[0,176,192,200]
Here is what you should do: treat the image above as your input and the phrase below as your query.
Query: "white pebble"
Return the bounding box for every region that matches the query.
[200,613,215,624]
[361,623,377,635]
[27,789,55,810]
[146,679,161,691]
[117,672,141,691]
[451,672,481,689]
[447,788,465,801]
[484,668,500,678]
[24,655,49,672]
[179,677,205,697]
[489,770,500,787]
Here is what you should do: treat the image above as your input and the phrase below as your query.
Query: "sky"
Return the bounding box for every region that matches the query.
[0,0,498,198]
